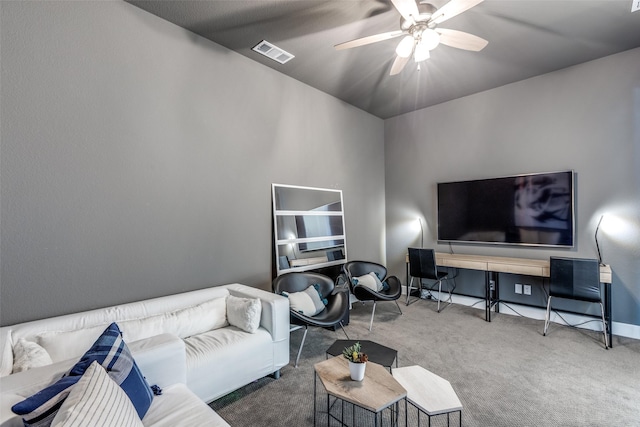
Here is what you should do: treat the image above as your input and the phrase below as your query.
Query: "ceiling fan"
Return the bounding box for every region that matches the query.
[335,0,488,75]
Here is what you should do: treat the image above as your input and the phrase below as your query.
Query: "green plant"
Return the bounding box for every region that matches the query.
[342,341,368,363]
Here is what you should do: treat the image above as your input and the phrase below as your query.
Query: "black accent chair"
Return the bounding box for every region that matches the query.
[273,272,349,367]
[543,257,608,349]
[342,261,402,331]
[406,248,452,312]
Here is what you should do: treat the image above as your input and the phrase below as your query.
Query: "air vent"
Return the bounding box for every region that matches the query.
[251,40,295,64]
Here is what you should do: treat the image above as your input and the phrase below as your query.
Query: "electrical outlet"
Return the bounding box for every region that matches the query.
[633,0,640,12]
[515,283,523,294]
[523,284,532,295]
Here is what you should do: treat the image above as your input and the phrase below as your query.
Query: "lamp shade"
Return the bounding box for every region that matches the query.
[421,29,440,50]
[414,40,431,62]
[396,35,415,58]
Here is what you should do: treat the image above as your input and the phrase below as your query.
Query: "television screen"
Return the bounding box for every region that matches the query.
[437,171,574,247]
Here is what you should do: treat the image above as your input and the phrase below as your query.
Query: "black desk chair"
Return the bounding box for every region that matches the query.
[543,257,608,349]
[406,248,452,312]
[342,261,402,331]
[273,272,349,367]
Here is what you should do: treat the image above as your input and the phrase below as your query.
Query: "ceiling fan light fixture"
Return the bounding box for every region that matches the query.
[414,40,430,62]
[396,35,416,58]
[421,29,440,50]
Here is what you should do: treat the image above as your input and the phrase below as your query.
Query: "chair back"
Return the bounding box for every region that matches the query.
[272,272,334,299]
[343,261,387,284]
[549,257,601,302]
[408,248,438,280]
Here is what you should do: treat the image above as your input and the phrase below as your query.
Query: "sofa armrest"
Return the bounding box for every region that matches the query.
[225,284,289,345]
[128,333,186,389]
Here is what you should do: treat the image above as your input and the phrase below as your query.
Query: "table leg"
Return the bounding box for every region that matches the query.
[326,393,330,427]
[313,372,317,427]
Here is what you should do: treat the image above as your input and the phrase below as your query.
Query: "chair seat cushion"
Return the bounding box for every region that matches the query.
[281,285,327,316]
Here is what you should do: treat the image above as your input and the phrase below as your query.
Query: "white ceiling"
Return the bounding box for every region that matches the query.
[127,0,640,119]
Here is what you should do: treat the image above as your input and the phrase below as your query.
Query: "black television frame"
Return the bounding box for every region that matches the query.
[437,170,575,248]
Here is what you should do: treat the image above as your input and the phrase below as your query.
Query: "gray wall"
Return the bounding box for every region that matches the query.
[385,47,640,327]
[0,1,385,325]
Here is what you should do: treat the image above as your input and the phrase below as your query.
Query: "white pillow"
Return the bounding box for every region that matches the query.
[352,272,383,292]
[226,295,262,333]
[12,338,53,373]
[282,285,326,316]
[51,361,144,427]
[36,325,106,363]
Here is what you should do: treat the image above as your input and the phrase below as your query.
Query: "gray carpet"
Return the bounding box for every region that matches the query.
[210,300,640,426]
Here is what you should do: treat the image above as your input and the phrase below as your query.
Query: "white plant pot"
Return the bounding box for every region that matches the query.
[349,361,366,381]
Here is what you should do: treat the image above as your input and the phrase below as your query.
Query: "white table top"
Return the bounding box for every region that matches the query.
[392,365,462,416]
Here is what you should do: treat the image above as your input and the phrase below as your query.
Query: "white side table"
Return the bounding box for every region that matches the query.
[392,365,462,426]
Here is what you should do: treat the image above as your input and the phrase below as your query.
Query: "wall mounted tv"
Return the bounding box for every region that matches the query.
[437,171,574,247]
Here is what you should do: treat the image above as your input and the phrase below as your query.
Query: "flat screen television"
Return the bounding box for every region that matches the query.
[437,171,574,247]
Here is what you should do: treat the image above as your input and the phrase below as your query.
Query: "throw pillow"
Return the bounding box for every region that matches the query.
[12,339,53,373]
[226,295,262,333]
[351,272,384,292]
[36,324,107,363]
[51,361,144,427]
[12,322,155,426]
[281,285,326,316]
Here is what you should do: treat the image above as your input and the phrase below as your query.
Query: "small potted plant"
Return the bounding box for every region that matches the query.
[342,341,368,381]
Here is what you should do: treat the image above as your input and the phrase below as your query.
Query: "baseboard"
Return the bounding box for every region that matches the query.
[406,290,640,340]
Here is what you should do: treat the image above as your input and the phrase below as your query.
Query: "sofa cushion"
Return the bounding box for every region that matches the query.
[51,361,143,427]
[226,296,261,333]
[281,285,326,316]
[120,297,229,342]
[12,323,154,426]
[12,339,53,373]
[141,384,229,427]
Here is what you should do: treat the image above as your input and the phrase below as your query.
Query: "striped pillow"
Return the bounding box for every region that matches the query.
[12,323,154,426]
[51,361,143,427]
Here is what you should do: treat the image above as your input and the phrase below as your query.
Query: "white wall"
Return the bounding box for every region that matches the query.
[384,48,640,327]
[0,1,385,325]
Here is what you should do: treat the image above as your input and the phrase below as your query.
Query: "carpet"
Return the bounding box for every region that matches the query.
[211,300,640,426]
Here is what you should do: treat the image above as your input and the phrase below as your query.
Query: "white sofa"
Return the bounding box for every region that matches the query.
[0,284,290,426]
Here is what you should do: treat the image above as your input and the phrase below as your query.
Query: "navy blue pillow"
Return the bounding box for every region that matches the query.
[12,322,155,426]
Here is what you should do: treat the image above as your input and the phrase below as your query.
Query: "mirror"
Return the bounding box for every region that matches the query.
[272,184,347,276]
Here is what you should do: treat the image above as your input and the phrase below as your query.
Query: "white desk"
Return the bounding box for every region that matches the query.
[405,252,613,344]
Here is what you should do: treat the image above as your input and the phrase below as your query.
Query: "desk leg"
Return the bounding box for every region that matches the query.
[485,271,491,322]
[313,372,317,426]
[494,272,500,314]
[605,282,612,348]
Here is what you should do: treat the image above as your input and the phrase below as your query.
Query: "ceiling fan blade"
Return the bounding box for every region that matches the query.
[390,0,420,23]
[334,30,405,50]
[390,55,411,75]
[436,28,488,51]
[431,0,484,24]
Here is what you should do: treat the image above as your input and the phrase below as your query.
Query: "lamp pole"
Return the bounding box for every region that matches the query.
[418,218,424,248]
[595,215,604,265]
